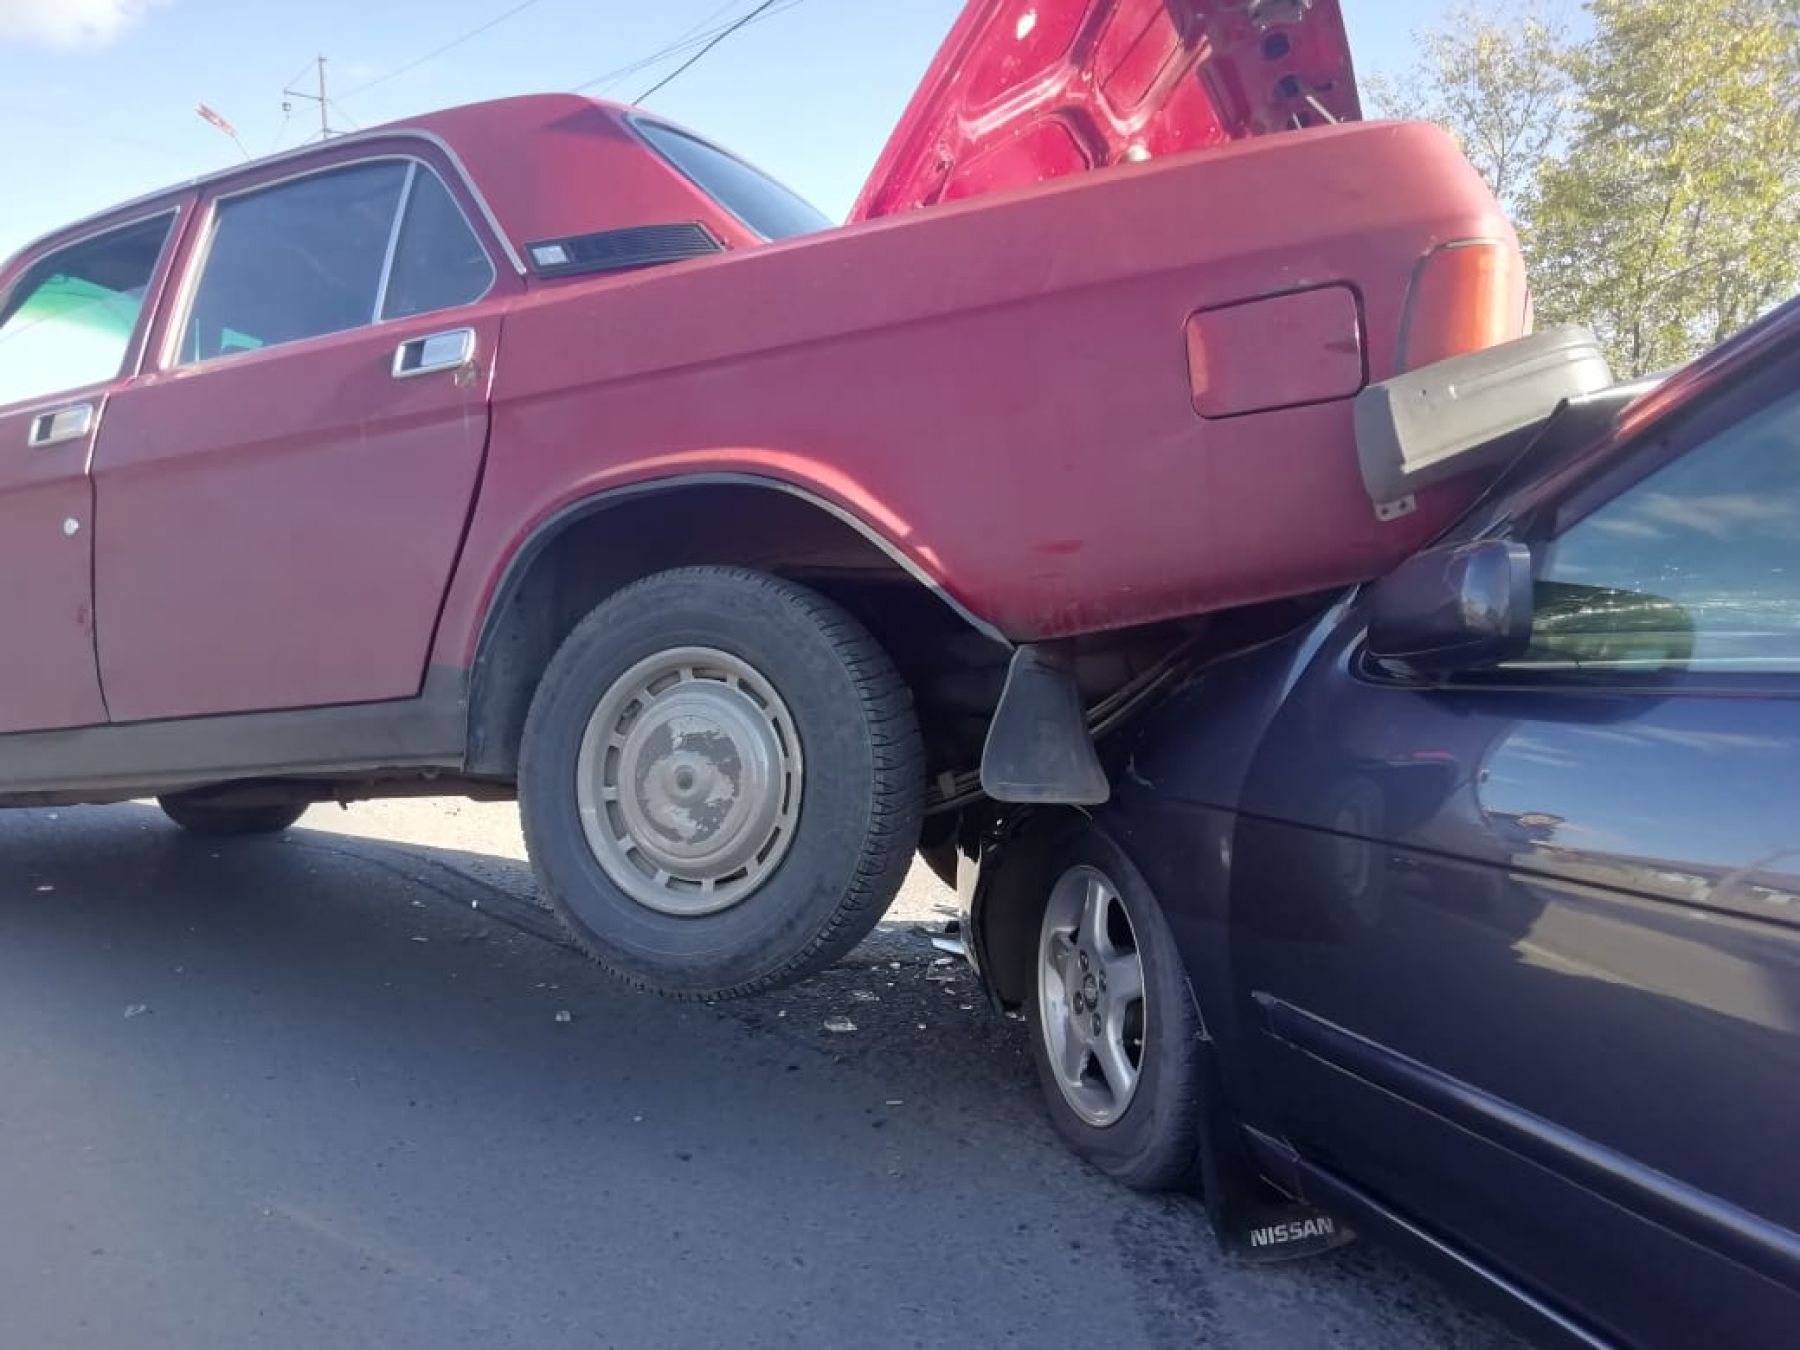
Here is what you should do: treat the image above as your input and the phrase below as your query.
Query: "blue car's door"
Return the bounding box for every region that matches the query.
[1231,349,1800,1347]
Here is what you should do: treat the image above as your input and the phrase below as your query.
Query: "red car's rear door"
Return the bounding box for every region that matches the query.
[0,205,183,732]
[92,144,520,722]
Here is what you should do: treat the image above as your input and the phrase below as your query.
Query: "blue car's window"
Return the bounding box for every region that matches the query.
[1515,385,1800,674]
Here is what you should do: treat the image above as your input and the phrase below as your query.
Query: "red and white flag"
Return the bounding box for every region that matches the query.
[195,104,238,138]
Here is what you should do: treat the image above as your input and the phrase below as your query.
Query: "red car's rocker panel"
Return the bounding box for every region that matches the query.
[431,112,1519,667]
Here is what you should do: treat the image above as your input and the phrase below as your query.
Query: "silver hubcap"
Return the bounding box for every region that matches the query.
[576,646,803,917]
[1038,865,1147,1127]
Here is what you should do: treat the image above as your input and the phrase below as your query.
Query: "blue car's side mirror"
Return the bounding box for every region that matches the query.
[1367,539,1535,674]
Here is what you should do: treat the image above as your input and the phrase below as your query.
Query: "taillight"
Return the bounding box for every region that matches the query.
[1397,239,1523,371]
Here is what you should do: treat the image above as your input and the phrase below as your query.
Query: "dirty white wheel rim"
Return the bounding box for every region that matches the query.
[1038,865,1147,1127]
[576,646,802,917]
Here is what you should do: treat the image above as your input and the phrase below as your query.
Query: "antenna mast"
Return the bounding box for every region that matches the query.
[282,55,333,141]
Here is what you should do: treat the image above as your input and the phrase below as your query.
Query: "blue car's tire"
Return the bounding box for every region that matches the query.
[1025,828,1206,1192]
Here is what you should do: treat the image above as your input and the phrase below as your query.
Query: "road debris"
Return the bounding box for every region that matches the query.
[553,1010,573,1024]
[823,1015,858,1034]
[123,1004,151,1019]
[849,989,879,1003]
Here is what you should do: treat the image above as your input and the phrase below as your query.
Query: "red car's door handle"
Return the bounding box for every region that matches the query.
[27,403,95,448]
[391,328,476,380]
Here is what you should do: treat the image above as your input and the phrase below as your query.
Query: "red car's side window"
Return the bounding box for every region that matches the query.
[381,166,495,321]
[0,213,173,408]
[177,158,494,367]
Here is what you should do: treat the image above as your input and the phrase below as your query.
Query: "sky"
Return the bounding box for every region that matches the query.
[0,0,1584,259]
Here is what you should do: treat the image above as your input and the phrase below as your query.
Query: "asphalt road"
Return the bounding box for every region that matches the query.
[0,799,1525,1349]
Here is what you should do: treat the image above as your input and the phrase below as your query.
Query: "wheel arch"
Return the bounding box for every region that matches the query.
[973,805,1314,1236]
[464,473,1009,778]
[972,805,1229,1040]
[969,806,1093,1008]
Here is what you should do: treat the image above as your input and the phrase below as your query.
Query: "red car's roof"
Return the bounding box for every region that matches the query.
[376,90,596,139]
[851,0,1360,222]
[375,94,739,255]
[13,94,777,272]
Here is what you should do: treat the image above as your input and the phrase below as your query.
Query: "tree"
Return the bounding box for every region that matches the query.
[1373,0,1800,377]
[1531,0,1800,375]
[1364,4,1571,224]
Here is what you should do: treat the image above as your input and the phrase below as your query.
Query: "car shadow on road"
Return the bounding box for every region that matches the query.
[0,803,1527,1350]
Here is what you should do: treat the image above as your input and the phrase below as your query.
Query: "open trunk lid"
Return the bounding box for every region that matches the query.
[851,0,1360,222]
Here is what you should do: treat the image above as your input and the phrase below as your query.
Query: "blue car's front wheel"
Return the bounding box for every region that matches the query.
[1025,829,1206,1192]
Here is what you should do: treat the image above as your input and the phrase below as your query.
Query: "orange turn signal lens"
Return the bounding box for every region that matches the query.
[1398,239,1525,372]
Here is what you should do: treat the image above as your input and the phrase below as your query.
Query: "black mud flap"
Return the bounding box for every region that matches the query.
[980,645,1109,805]
[1194,1029,1355,1264]
[1219,1193,1354,1263]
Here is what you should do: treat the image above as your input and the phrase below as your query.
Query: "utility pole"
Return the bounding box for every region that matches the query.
[282,55,333,141]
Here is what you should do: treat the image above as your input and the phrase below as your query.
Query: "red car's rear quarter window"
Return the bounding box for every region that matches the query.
[631,120,831,241]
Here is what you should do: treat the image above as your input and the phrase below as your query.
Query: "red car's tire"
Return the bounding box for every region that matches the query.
[519,566,924,1000]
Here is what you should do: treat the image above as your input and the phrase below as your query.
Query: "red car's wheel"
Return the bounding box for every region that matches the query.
[519,566,923,1000]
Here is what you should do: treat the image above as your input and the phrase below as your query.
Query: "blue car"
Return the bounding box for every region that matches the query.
[961,297,1800,1348]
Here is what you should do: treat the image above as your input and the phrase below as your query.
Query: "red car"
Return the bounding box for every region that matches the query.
[0,1,1524,997]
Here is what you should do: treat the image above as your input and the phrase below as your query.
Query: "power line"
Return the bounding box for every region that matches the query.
[571,0,803,98]
[672,0,751,45]
[337,0,549,101]
[571,16,748,96]
[267,103,294,155]
[637,0,783,104]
